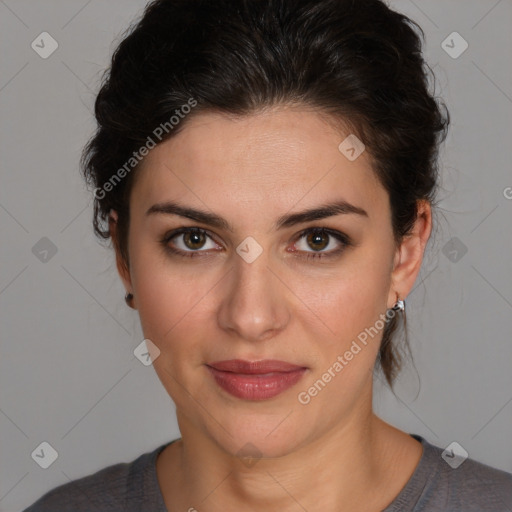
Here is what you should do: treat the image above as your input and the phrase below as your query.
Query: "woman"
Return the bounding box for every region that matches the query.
[24,0,512,510]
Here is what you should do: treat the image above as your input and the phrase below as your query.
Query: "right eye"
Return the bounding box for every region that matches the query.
[160,227,222,258]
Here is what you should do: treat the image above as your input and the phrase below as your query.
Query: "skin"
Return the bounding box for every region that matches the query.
[110,105,431,511]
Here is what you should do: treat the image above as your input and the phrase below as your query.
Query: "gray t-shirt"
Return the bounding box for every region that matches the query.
[23,434,512,511]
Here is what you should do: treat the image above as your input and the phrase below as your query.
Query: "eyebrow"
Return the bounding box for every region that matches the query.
[145,199,368,231]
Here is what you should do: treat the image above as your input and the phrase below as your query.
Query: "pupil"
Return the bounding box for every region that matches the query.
[308,230,328,251]
[185,231,204,249]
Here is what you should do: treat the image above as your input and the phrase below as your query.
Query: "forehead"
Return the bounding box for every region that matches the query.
[131,107,387,221]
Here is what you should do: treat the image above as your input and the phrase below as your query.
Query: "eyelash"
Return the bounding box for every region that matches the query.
[160,227,352,261]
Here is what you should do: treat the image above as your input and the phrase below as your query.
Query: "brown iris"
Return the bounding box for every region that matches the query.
[306,229,329,251]
[183,229,207,250]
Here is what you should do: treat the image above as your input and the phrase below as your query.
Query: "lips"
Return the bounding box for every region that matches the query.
[207,359,305,374]
[206,359,307,400]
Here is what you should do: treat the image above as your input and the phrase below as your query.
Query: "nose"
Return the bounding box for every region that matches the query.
[217,251,290,343]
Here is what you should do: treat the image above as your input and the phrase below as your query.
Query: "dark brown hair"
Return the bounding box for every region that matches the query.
[81,0,450,388]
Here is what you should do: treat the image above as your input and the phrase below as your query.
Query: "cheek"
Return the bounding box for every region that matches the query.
[130,253,211,405]
[134,266,207,345]
[293,271,390,412]
[129,241,220,370]
[130,242,181,340]
[294,251,391,340]
[290,252,393,403]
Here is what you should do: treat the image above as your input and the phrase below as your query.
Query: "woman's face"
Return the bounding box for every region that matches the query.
[117,106,417,458]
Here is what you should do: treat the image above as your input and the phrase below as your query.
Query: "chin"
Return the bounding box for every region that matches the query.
[204,410,311,461]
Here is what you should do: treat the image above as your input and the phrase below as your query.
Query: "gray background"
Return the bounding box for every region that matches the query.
[1,0,511,510]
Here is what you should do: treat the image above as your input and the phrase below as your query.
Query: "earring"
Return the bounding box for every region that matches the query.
[125,292,134,308]
[392,295,405,312]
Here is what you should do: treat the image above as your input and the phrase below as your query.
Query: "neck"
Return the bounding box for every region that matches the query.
[157,406,421,511]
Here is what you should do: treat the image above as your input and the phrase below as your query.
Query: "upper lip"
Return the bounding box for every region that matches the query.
[207,359,306,374]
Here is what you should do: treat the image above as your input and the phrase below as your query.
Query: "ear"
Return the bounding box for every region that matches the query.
[387,200,432,308]
[109,209,133,294]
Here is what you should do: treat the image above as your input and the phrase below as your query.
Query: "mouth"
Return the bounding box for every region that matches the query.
[206,359,308,401]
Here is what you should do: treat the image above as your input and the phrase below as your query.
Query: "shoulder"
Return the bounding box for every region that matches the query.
[22,441,172,512]
[405,436,512,512]
[23,460,133,511]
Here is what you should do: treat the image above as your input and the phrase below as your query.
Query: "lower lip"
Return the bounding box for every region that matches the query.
[206,366,307,400]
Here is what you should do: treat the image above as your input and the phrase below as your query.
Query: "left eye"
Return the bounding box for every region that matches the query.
[291,228,350,259]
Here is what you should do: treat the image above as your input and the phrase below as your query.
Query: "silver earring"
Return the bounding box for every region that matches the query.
[392,297,405,312]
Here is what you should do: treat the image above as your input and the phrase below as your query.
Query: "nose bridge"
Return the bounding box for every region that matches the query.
[217,247,288,341]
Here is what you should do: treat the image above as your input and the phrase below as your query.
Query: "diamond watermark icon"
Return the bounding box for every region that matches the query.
[32,237,58,263]
[442,441,468,469]
[441,32,468,59]
[338,134,365,161]
[442,236,468,263]
[236,442,263,468]
[31,441,58,469]
[134,338,161,366]
[236,236,263,263]
[31,32,59,59]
